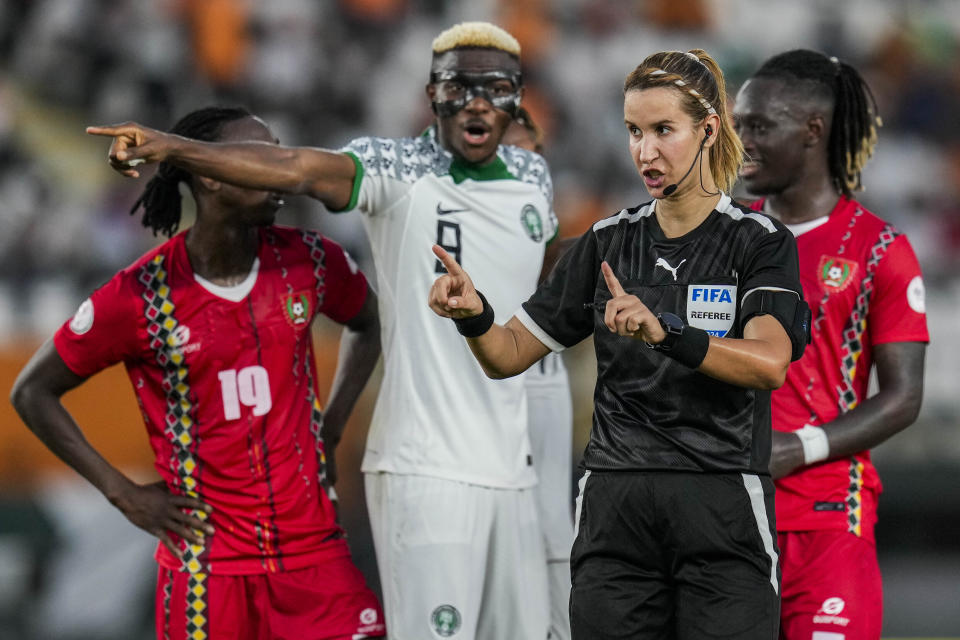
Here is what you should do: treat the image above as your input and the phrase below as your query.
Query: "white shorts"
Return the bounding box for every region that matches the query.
[365,472,549,640]
[526,353,575,561]
[527,354,574,640]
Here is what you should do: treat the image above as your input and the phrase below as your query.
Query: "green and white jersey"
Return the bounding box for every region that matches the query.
[340,129,557,488]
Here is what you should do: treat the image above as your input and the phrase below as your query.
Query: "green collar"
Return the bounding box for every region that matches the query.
[449,155,515,184]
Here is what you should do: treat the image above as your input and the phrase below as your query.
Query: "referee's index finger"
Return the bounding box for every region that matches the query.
[601,261,626,297]
[432,244,464,276]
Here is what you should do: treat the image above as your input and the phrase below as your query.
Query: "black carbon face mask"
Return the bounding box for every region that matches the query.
[429,70,522,118]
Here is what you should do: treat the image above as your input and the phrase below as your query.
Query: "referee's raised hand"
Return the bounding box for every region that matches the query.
[601,261,665,343]
[428,245,484,319]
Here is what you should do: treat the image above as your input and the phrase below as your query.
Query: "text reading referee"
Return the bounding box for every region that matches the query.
[427,49,810,639]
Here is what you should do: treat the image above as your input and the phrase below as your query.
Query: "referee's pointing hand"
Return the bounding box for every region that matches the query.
[601,261,665,343]
[429,245,484,319]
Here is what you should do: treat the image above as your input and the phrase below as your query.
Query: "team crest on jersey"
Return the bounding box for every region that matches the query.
[431,605,461,637]
[284,292,311,327]
[818,255,858,294]
[687,285,736,337]
[520,204,544,242]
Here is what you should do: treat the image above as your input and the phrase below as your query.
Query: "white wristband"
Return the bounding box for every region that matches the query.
[795,424,830,465]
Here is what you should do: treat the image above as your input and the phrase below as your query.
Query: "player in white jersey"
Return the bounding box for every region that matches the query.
[88,21,556,640]
[503,108,574,640]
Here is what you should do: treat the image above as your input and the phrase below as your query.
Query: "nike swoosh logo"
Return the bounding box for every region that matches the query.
[437,203,469,216]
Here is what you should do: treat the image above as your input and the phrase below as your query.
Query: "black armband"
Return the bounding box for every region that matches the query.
[650,312,710,369]
[741,289,811,361]
[453,290,495,338]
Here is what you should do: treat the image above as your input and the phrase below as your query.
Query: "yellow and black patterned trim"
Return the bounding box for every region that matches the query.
[831,215,898,536]
[846,458,865,536]
[139,254,210,639]
[298,231,335,501]
[835,218,900,413]
[300,230,327,308]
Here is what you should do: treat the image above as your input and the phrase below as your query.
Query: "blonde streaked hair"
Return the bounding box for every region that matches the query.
[752,49,881,196]
[432,22,521,58]
[624,49,744,194]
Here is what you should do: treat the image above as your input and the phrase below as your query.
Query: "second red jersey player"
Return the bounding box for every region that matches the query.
[735,50,929,640]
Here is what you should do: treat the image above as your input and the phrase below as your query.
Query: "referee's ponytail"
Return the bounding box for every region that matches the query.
[624,49,744,194]
[751,49,880,197]
[130,106,252,237]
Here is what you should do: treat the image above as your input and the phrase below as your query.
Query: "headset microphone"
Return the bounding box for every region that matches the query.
[662,126,712,197]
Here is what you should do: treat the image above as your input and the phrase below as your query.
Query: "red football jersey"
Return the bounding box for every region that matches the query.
[54,226,368,574]
[753,197,929,541]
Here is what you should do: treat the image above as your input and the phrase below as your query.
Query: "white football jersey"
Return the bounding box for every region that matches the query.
[341,130,557,488]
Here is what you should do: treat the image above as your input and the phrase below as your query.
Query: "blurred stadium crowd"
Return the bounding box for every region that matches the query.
[1,0,959,637]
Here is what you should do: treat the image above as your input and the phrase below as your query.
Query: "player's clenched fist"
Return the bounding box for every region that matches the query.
[428,245,484,319]
[600,261,665,343]
[86,121,171,178]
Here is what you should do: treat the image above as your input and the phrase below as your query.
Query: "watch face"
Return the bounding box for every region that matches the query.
[659,312,685,334]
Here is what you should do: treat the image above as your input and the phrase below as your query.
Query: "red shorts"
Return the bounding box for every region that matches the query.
[778,530,882,640]
[155,555,385,640]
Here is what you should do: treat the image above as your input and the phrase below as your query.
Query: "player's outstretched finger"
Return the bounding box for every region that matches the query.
[432,244,464,276]
[601,261,627,297]
[85,124,138,138]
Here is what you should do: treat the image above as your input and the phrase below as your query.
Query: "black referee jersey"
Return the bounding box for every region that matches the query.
[518,193,801,475]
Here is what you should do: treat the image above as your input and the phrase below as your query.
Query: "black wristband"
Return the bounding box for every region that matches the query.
[660,325,710,369]
[453,290,495,338]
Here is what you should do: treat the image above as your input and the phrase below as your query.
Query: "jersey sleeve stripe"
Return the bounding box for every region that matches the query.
[515,307,567,353]
[330,151,364,213]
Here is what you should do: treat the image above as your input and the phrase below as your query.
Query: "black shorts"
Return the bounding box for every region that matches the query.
[570,470,780,640]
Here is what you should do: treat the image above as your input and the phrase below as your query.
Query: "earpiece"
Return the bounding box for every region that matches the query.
[662,128,713,197]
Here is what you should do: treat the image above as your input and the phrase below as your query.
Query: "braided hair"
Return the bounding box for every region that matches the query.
[131,106,252,237]
[752,49,881,196]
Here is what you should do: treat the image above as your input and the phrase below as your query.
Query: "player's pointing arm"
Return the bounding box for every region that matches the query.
[86,121,357,210]
[428,245,549,379]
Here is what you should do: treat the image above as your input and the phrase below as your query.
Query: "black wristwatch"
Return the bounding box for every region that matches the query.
[652,312,685,351]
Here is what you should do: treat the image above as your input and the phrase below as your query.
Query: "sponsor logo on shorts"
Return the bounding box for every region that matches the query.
[431,604,461,637]
[360,608,378,625]
[687,284,736,337]
[357,604,385,635]
[69,298,94,335]
[813,596,850,626]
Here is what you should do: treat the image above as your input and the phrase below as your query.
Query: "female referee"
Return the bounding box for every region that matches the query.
[427,49,810,639]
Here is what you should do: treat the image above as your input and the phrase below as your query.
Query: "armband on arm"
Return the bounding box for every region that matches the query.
[740,288,811,361]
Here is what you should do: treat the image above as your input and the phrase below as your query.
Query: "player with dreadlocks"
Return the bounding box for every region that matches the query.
[12,106,386,640]
[87,22,556,640]
[734,49,929,639]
